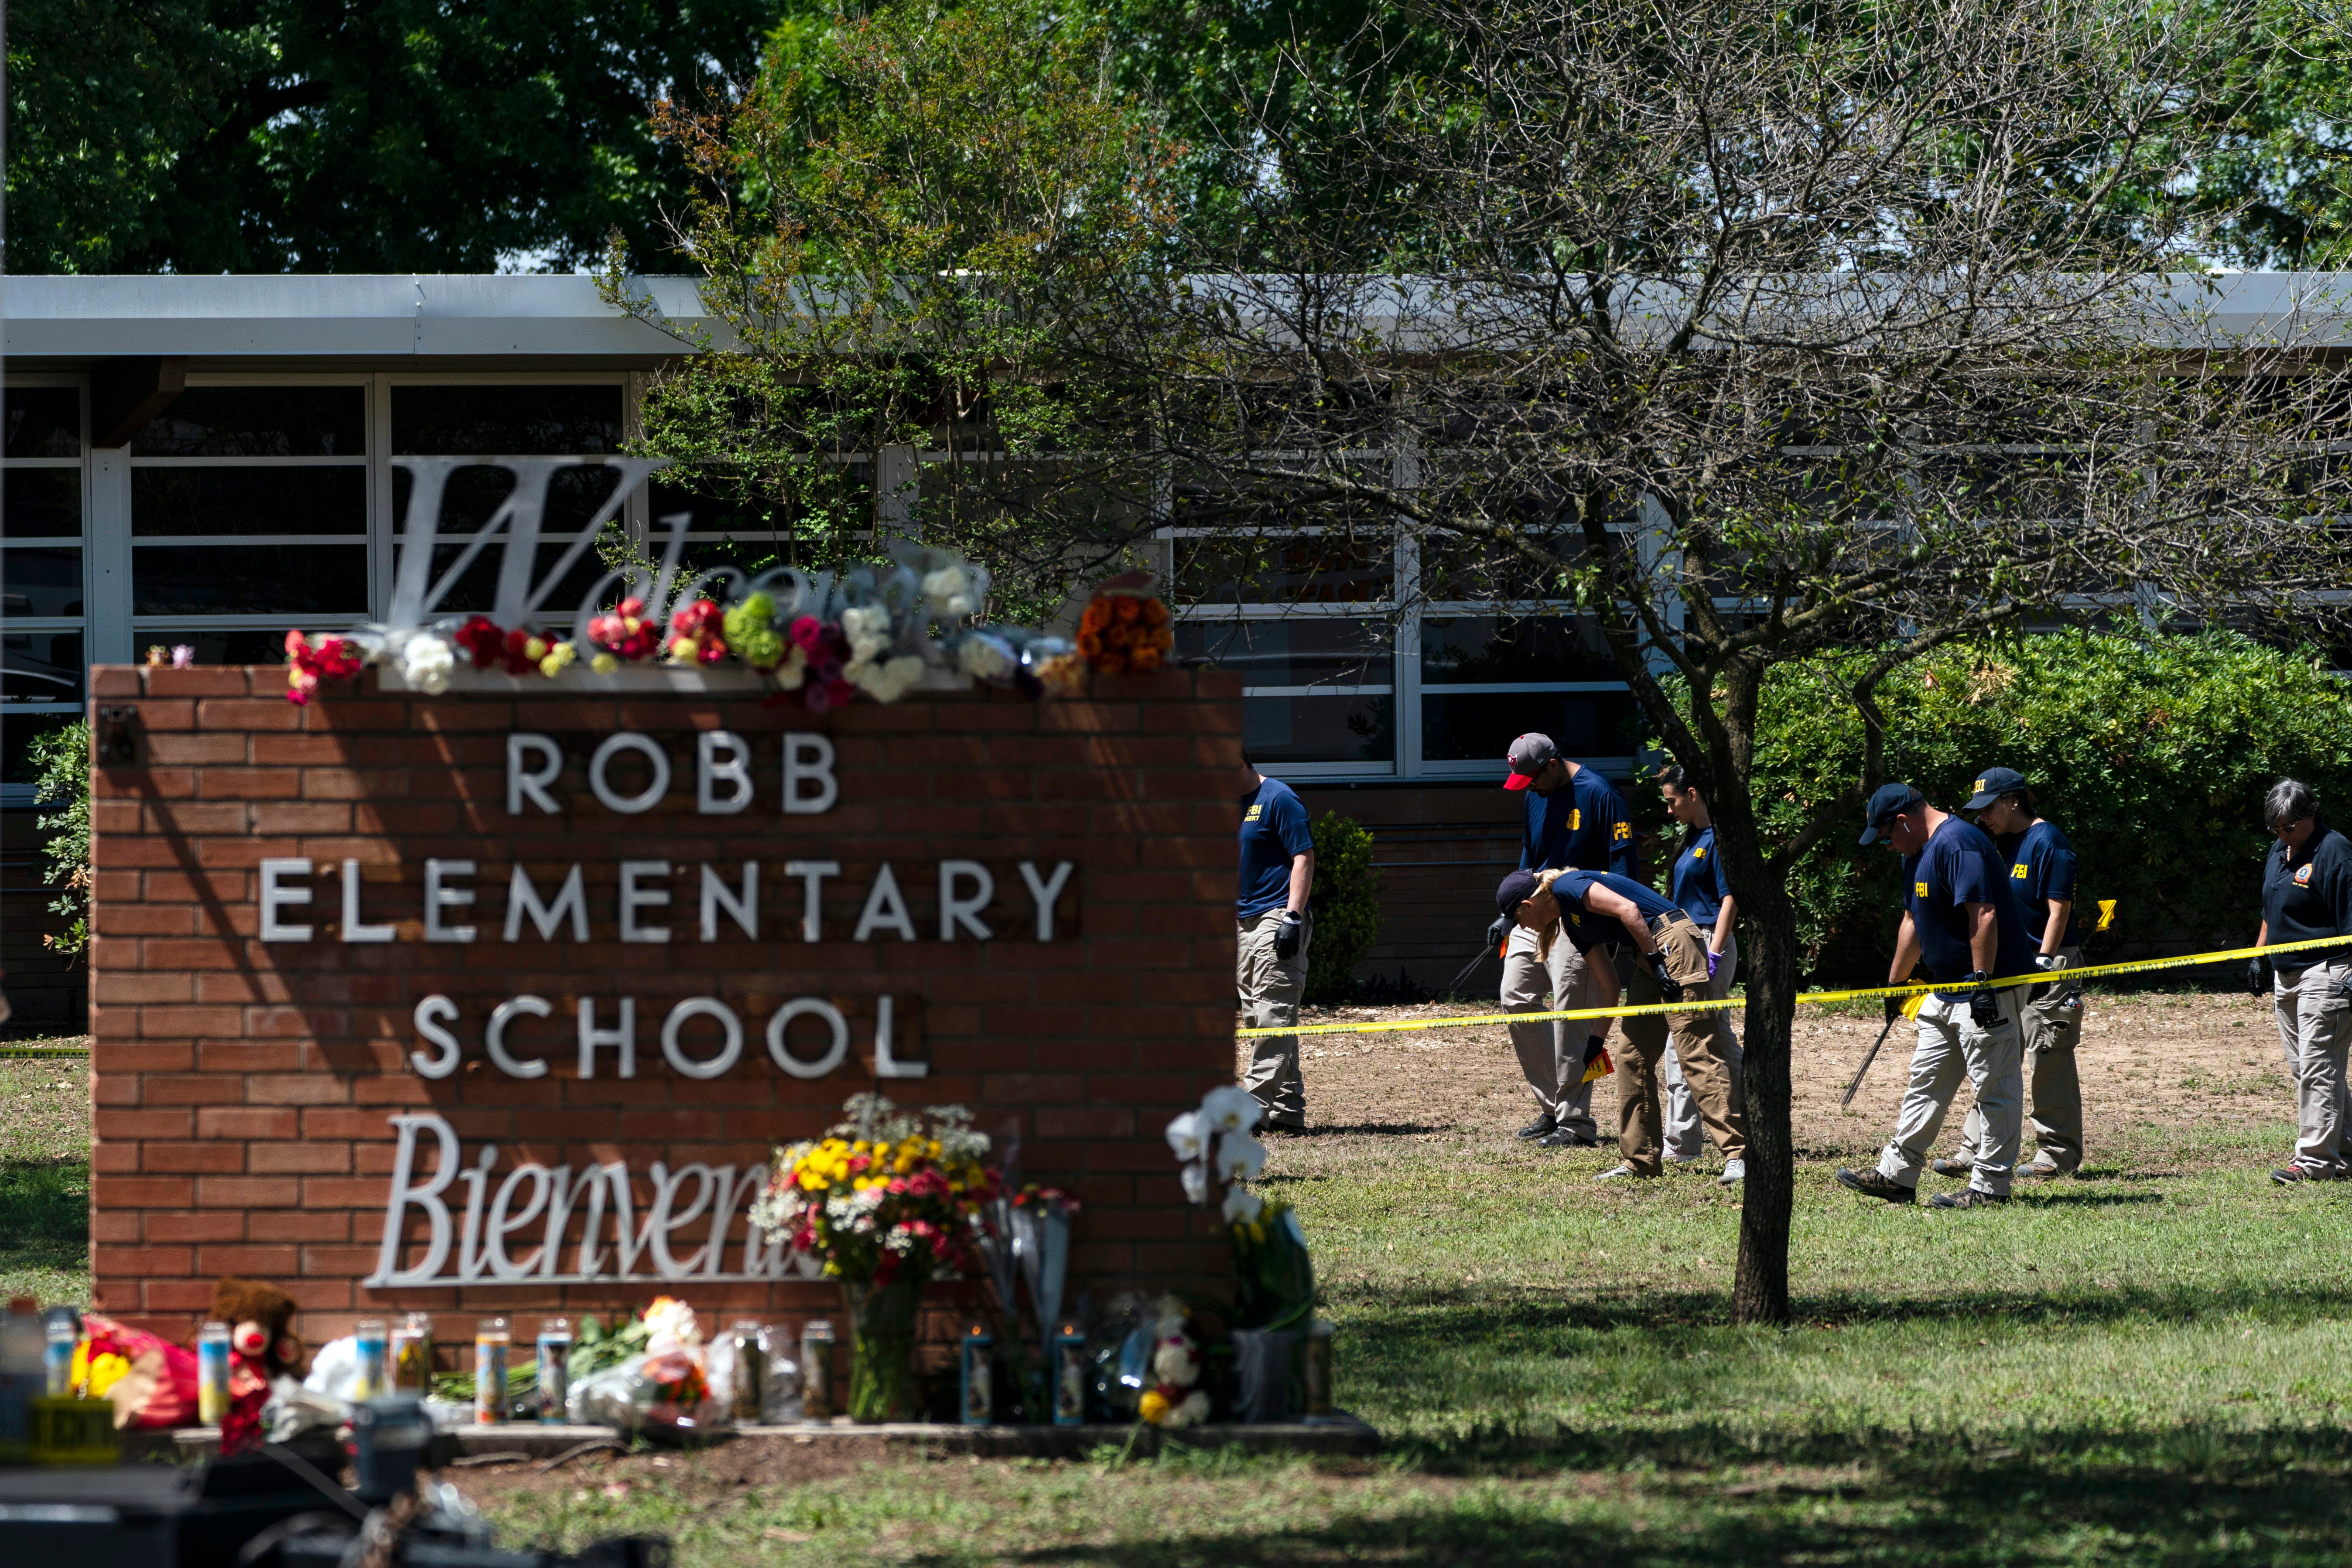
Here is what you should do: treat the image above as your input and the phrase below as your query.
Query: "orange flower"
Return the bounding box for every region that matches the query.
[1130,644,1164,672]
[1077,630,1104,660]
[1080,599,1113,634]
[1113,597,1142,624]
[1150,626,1174,652]
[1142,599,1171,629]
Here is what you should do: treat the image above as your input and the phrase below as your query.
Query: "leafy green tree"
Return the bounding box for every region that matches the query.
[27,723,91,960]
[602,0,1181,617]
[4,0,773,273]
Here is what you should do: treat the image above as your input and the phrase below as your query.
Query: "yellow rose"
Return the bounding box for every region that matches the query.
[590,652,619,675]
[1138,1390,1171,1425]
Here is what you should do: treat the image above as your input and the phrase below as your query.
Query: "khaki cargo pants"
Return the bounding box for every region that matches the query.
[2274,954,2352,1173]
[1238,909,1313,1128]
[1618,915,1745,1175]
[1663,930,1742,1160]
[1957,946,2083,1172]
[1502,923,1602,1138]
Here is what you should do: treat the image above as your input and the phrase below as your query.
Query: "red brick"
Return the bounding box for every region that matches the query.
[141,1142,248,1173]
[195,1176,302,1207]
[198,1107,300,1139]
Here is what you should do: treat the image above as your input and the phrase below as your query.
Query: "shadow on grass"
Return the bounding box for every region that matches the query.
[918,1432,2352,1567]
[0,1157,90,1273]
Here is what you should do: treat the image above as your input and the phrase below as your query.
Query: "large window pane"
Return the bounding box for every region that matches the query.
[419,543,613,617]
[393,463,626,536]
[1422,691,1640,762]
[132,467,367,536]
[138,627,295,665]
[1243,694,1393,764]
[1421,614,1619,683]
[1,548,84,615]
[1421,531,1584,601]
[1176,618,1389,687]
[131,545,368,615]
[0,632,84,706]
[3,468,82,538]
[4,389,80,457]
[392,385,623,455]
[1175,532,1392,605]
[133,386,365,457]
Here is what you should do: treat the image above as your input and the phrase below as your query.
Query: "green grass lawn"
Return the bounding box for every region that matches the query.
[15,1028,2352,1565]
[472,1114,2352,1567]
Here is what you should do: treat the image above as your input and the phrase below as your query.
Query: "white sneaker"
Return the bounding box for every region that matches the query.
[1593,1164,1641,1182]
[1717,1158,1746,1185]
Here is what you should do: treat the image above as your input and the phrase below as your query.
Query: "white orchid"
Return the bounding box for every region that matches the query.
[1179,1162,1210,1205]
[1213,1133,1267,1184]
[1164,1110,1207,1162]
[1221,1185,1264,1226]
[398,633,455,696]
[1198,1084,1263,1136]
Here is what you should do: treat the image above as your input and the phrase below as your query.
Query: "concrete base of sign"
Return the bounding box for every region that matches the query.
[150,1413,1381,1464]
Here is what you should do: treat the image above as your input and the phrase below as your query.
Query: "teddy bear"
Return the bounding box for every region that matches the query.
[208,1276,304,1452]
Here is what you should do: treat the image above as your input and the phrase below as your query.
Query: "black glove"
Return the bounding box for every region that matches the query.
[1884,992,1908,1025]
[1646,950,1683,1003]
[1485,912,1512,952]
[2249,954,2273,996]
[1274,911,1304,960]
[1964,972,2001,1028]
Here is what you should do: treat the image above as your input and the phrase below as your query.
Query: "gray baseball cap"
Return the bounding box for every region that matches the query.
[1504,733,1560,791]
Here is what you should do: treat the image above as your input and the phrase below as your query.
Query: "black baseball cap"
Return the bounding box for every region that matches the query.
[1495,868,1543,913]
[1963,767,2027,811]
[1857,782,1925,846]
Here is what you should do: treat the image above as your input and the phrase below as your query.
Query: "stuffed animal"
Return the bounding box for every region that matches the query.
[207,1277,303,1453]
[210,1277,303,1378]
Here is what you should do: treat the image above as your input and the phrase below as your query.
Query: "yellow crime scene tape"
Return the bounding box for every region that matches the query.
[1234,930,2352,1039]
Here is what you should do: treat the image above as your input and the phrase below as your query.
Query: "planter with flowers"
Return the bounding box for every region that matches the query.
[749,1094,1001,1423]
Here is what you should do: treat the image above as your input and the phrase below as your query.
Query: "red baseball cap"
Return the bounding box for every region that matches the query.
[1503,733,1559,791]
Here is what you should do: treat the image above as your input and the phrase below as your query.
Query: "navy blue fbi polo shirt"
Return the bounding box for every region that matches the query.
[1519,767,1637,877]
[2263,818,2352,946]
[1904,816,2039,992]
[1238,776,1315,920]
[1998,819,2082,948]
[1550,868,1683,955]
[1671,826,1730,926]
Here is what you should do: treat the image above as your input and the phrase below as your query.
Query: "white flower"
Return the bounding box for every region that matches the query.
[957,635,1014,681]
[1152,1338,1199,1386]
[1165,1111,1206,1162]
[922,566,975,618]
[1163,1390,1211,1429]
[1221,1186,1264,1226]
[641,1297,701,1356]
[1213,1133,1267,1184]
[848,653,925,704]
[399,633,455,696]
[777,645,808,690]
[841,605,894,663]
[1198,1085,1263,1136]
[1179,1162,1209,1206]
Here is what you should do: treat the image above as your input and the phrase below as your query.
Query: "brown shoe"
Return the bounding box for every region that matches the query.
[2019,1156,2072,1180]
[1928,1188,2010,1209]
[1930,1155,1974,1178]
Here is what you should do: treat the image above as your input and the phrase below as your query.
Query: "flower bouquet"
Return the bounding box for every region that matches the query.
[1135,1297,1212,1429]
[1168,1086,1318,1335]
[750,1094,1000,1421]
[1075,571,1175,675]
[565,1295,724,1438]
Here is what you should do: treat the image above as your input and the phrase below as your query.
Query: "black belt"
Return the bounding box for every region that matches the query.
[1646,910,1697,937]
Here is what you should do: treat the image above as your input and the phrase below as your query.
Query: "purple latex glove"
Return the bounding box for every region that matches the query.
[1705,950,1721,980]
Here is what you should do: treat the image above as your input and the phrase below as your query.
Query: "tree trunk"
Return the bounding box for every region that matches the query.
[1731,880,1799,1324]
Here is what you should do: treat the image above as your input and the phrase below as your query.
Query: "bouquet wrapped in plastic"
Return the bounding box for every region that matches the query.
[564,1296,727,1440]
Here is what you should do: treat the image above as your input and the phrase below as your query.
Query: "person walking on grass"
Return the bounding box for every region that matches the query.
[1494,864,1745,1186]
[1937,767,2085,1181]
[1237,752,1314,1134]
[1837,783,2034,1210]
[1501,734,1637,1150]
[1656,767,1743,1170]
[2248,779,2352,1185]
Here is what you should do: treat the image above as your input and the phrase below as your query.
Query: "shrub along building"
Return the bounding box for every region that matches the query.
[9,273,2352,1014]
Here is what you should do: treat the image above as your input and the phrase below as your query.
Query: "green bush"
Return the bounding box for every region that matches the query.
[1635,632,2352,984]
[1306,810,1381,1004]
[27,721,91,959]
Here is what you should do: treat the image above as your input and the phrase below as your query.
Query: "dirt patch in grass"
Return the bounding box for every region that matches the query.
[1248,991,2285,1169]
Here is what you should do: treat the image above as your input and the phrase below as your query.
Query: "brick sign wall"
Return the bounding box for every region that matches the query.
[86,664,1241,1351]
